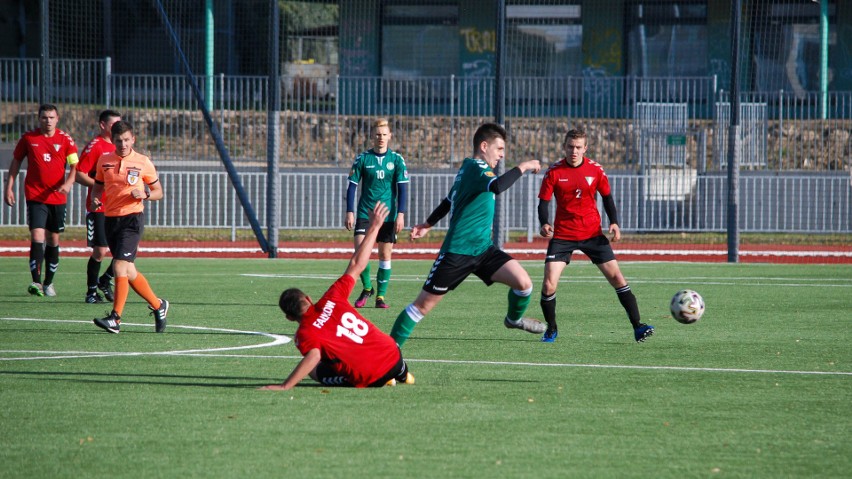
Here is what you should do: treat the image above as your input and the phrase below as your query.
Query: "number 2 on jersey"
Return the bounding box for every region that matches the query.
[337,312,368,344]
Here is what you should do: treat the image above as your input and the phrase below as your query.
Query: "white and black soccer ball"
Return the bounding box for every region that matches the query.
[670,289,705,324]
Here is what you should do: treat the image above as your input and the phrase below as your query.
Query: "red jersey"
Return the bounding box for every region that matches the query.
[294,275,401,388]
[78,136,115,213]
[12,128,79,204]
[538,157,612,241]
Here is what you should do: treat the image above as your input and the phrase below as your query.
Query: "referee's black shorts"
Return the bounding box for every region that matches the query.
[105,213,144,263]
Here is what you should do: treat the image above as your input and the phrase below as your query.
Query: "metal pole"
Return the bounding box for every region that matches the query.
[450,74,455,168]
[205,0,215,106]
[266,0,281,258]
[492,0,507,247]
[104,0,114,58]
[104,56,112,108]
[39,0,49,104]
[726,0,742,263]
[819,0,828,120]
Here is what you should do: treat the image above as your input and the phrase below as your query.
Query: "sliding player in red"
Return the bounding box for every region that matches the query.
[262,202,414,390]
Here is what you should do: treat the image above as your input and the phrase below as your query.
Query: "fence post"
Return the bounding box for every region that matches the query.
[266,0,281,258]
[450,74,455,168]
[778,89,784,171]
[527,173,535,243]
[335,74,340,165]
[39,0,49,103]
[231,184,237,242]
[104,57,112,108]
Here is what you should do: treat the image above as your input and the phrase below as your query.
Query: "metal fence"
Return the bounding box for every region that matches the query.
[2,170,849,236]
[2,58,850,172]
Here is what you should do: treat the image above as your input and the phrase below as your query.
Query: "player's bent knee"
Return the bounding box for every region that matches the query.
[512,286,533,297]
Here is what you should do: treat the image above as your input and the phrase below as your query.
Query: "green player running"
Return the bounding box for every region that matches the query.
[389,122,546,346]
[345,118,410,309]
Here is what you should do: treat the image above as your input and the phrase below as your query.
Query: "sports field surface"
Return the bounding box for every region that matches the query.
[1,257,850,478]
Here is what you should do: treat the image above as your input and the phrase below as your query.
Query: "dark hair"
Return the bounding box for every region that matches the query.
[279,288,306,318]
[38,104,58,116]
[472,123,507,154]
[99,109,121,123]
[111,120,133,137]
[563,128,587,144]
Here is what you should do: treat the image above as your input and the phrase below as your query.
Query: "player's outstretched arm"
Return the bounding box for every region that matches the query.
[517,159,541,174]
[410,223,431,240]
[489,160,541,195]
[260,348,321,390]
[345,202,389,279]
[412,197,451,239]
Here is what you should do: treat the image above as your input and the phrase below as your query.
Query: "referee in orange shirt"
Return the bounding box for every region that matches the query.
[90,120,169,334]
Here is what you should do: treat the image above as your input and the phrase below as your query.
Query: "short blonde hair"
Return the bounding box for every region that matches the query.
[372,118,390,131]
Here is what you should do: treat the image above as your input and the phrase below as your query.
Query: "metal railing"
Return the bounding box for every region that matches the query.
[2,170,849,236]
[1,58,850,172]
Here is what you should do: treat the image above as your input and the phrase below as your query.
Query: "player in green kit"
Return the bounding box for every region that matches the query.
[389,123,546,346]
[345,118,409,309]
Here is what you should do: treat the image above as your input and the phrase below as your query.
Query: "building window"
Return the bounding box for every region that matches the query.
[751,1,836,93]
[506,3,582,77]
[382,4,459,77]
[625,2,707,77]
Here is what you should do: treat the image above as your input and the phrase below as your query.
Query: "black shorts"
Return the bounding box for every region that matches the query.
[422,245,514,295]
[545,236,616,265]
[86,212,108,247]
[105,213,144,263]
[354,218,397,244]
[314,351,407,388]
[26,201,66,233]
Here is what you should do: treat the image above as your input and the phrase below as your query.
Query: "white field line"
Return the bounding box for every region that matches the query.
[242,273,852,288]
[0,317,289,361]
[1,317,849,377]
[1,245,850,257]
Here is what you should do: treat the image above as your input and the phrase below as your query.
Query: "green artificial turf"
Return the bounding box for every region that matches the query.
[1,258,850,478]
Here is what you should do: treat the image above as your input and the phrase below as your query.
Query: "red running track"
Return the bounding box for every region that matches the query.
[1,239,850,263]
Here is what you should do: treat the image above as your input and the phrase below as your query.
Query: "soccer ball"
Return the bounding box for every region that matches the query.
[670,289,705,324]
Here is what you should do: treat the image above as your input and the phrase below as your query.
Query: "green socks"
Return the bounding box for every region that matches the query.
[360,263,373,291]
[390,304,423,347]
[376,267,391,298]
[506,288,532,322]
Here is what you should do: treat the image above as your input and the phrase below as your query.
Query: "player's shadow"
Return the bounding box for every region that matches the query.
[0,370,279,389]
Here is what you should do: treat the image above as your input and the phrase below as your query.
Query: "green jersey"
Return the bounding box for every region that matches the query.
[440,157,498,256]
[348,148,409,221]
